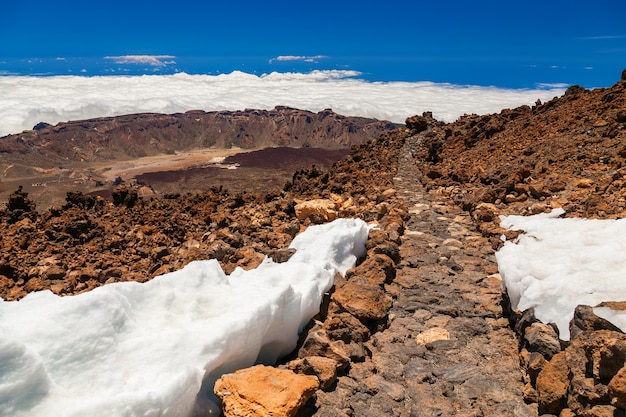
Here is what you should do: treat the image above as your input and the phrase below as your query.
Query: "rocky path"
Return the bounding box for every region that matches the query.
[312,135,535,416]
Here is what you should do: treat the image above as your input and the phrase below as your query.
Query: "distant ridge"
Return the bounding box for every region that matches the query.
[0,107,399,167]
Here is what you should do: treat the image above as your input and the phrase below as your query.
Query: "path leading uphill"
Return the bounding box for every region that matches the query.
[312,134,535,416]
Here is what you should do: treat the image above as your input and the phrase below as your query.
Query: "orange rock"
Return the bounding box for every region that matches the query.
[609,367,626,409]
[286,356,338,391]
[214,365,319,417]
[536,352,570,414]
[294,199,337,223]
[414,327,450,346]
[331,281,392,321]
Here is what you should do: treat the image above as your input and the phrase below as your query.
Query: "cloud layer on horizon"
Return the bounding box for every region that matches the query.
[0,71,566,137]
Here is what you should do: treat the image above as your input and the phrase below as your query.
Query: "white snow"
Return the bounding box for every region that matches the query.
[0,71,565,137]
[496,209,626,340]
[0,218,369,417]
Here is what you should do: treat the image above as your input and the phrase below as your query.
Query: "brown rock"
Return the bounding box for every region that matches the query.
[526,351,548,385]
[344,253,395,286]
[585,405,621,417]
[23,277,45,293]
[214,365,319,417]
[570,305,623,339]
[323,312,371,344]
[592,334,626,381]
[536,352,570,414]
[294,199,337,223]
[608,366,626,408]
[414,327,450,346]
[331,281,392,322]
[363,374,406,401]
[575,178,594,189]
[286,356,338,391]
[405,114,431,133]
[267,248,296,263]
[298,328,351,369]
[524,322,561,360]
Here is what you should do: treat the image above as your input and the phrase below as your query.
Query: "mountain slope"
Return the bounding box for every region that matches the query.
[0,107,397,166]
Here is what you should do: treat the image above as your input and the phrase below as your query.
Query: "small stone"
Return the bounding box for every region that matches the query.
[414,327,450,346]
[413,309,433,322]
[593,119,609,127]
[287,356,338,391]
[363,374,406,401]
[575,178,594,188]
[586,405,620,417]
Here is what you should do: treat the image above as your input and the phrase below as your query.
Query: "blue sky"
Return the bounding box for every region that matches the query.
[1,0,625,87]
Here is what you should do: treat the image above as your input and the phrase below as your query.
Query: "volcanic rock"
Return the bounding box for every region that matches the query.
[286,356,339,391]
[536,352,570,414]
[3,70,626,417]
[214,365,319,417]
[294,199,337,223]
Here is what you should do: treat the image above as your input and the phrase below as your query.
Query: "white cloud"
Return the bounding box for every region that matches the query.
[579,35,626,40]
[104,55,176,66]
[269,55,328,63]
[0,70,566,137]
[536,82,569,89]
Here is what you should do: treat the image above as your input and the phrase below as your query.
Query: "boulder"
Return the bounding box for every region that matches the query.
[294,199,337,223]
[570,305,623,339]
[298,327,351,369]
[536,352,570,414]
[331,281,392,322]
[214,365,319,417]
[524,322,561,360]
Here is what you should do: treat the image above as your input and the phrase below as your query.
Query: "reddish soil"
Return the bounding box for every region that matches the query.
[134,147,350,195]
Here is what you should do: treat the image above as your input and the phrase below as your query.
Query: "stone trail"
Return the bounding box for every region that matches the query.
[310,135,534,416]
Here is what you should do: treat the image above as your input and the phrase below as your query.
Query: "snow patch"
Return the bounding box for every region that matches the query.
[496,209,626,340]
[0,218,369,416]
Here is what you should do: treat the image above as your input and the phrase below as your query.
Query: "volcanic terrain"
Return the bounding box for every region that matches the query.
[1,71,625,416]
[0,106,397,208]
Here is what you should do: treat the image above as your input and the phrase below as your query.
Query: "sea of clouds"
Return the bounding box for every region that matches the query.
[0,71,567,137]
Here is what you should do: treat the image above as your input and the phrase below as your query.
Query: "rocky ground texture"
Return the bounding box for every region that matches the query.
[1,71,626,416]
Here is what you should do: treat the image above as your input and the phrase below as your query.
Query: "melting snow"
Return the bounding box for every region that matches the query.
[0,218,369,416]
[496,208,626,340]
